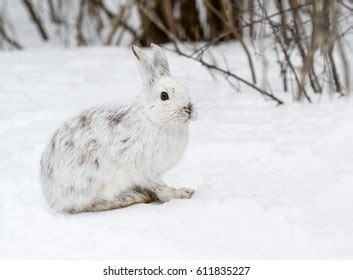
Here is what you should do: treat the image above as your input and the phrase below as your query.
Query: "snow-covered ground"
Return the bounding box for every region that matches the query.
[1,45,353,259]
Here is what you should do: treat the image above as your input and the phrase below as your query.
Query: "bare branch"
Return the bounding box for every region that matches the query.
[22,0,49,41]
[168,46,284,105]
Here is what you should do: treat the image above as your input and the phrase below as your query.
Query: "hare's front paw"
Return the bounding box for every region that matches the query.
[154,187,195,202]
[174,187,195,199]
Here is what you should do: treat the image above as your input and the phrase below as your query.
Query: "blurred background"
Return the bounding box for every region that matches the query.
[0,0,352,102]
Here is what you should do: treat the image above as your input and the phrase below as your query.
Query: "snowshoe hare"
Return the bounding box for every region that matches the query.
[40,44,195,213]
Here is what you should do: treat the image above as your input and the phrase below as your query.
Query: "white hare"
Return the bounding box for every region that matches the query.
[40,44,195,213]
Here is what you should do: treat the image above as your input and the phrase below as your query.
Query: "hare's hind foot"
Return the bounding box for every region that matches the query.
[67,186,159,213]
[65,186,194,213]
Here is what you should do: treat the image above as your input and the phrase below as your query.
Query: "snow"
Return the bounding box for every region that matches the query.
[1,45,353,259]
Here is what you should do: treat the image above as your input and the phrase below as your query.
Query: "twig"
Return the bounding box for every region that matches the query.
[76,0,86,46]
[168,46,284,105]
[258,0,311,102]
[105,4,127,45]
[22,0,49,41]
[205,0,257,84]
[0,16,23,49]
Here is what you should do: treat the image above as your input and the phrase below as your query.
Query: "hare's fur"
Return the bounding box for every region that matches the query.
[40,44,195,213]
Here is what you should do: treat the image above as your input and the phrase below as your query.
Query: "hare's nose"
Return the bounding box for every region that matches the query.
[183,103,193,114]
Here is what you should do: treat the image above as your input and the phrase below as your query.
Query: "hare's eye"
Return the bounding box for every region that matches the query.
[160,91,169,101]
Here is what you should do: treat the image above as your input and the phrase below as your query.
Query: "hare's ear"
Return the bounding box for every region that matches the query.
[131,45,157,87]
[151,44,170,77]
